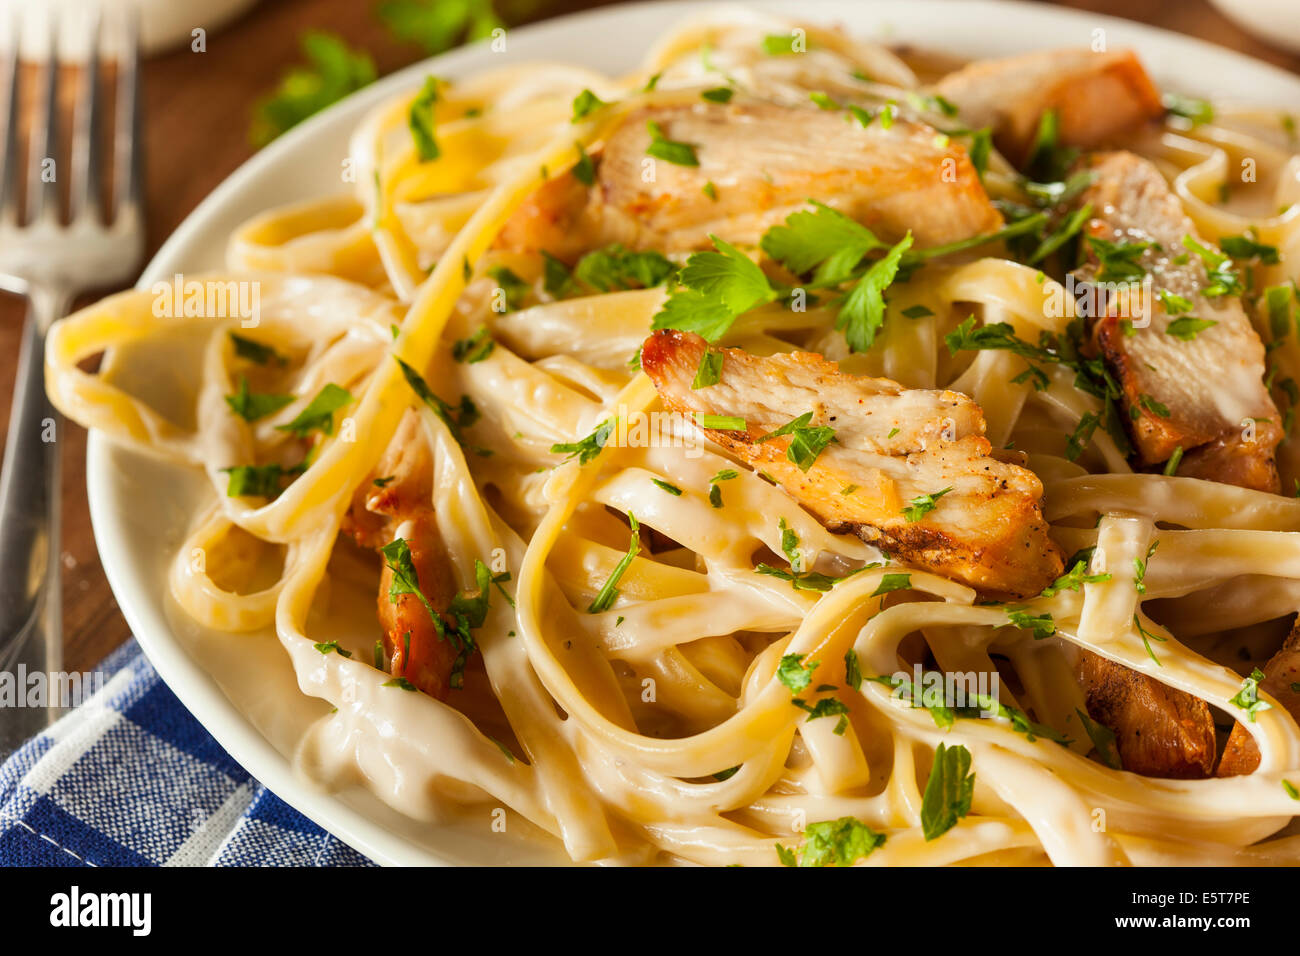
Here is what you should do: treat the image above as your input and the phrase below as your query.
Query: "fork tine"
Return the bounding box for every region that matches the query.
[112,8,140,222]
[68,8,102,225]
[25,11,60,225]
[0,16,22,225]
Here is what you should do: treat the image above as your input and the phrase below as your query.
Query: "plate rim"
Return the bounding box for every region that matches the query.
[87,0,1300,867]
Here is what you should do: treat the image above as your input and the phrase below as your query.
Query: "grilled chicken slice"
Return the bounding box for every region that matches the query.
[640,330,1062,596]
[931,48,1164,166]
[499,100,1003,259]
[344,411,460,700]
[1218,620,1300,776]
[1075,648,1217,779]
[1074,151,1281,491]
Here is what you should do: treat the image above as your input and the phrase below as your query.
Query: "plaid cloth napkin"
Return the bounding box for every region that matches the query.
[0,639,374,867]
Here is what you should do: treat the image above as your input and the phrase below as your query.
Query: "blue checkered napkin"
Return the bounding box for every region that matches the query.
[0,639,375,867]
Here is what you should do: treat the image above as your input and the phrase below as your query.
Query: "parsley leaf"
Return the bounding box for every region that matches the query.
[1165,316,1218,341]
[1075,708,1122,770]
[1163,92,1214,126]
[230,333,287,366]
[692,349,723,389]
[225,376,295,423]
[551,418,616,465]
[797,817,885,866]
[777,653,819,693]
[754,412,836,471]
[395,357,484,452]
[574,244,676,292]
[1005,608,1055,639]
[652,236,777,341]
[571,88,607,122]
[1229,668,1274,722]
[408,75,441,161]
[871,573,912,597]
[837,232,913,352]
[220,463,302,499]
[452,327,495,364]
[646,119,699,166]
[588,514,640,612]
[1040,559,1111,597]
[276,383,354,438]
[759,201,884,284]
[380,537,437,619]
[902,487,952,523]
[920,743,975,841]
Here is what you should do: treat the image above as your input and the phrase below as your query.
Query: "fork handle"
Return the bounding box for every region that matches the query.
[0,288,70,754]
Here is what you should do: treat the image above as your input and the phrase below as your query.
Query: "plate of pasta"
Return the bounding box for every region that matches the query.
[48,0,1300,866]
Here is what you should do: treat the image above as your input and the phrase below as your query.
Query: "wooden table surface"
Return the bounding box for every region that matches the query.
[2,0,1297,677]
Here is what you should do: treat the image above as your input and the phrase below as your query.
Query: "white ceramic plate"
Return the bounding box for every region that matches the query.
[85,0,1300,866]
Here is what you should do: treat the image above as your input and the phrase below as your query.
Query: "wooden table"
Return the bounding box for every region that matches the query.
[2,0,1296,676]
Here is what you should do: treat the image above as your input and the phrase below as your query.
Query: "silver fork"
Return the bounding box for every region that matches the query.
[0,11,143,757]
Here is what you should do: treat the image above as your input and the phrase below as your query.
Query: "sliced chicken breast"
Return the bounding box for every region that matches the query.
[1075,647,1217,779]
[1074,151,1281,492]
[1218,619,1300,776]
[499,100,1003,259]
[640,329,1063,596]
[932,48,1164,166]
[344,411,461,700]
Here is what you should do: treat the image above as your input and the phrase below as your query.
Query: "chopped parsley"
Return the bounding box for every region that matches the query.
[776,817,885,867]
[1005,608,1055,639]
[902,487,952,522]
[230,333,287,366]
[1133,539,1159,595]
[574,244,676,293]
[408,75,441,161]
[1135,393,1171,418]
[646,119,699,166]
[220,463,302,499]
[920,743,975,841]
[1075,708,1121,770]
[1086,235,1152,282]
[276,383,354,438]
[695,413,747,431]
[571,88,607,122]
[870,573,912,597]
[572,141,596,186]
[588,514,640,613]
[692,349,723,389]
[1135,613,1167,666]
[1163,92,1214,126]
[777,653,818,693]
[452,326,495,363]
[1229,668,1273,722]
[1220,234,1280,265]
[1164,446,1184,476]
[487,264,528,311]
[1040,558,1111,597]
[551,418,616,465]
[754,412,836,472]
[313,640,352,658]
[394,357,486,453]
[225,377,295,423]
[651,235,777,341]
[1165,316,1218,341]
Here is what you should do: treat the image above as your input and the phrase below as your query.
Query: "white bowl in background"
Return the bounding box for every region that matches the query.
[0,0,261,57]
[1209,0,1300,55]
